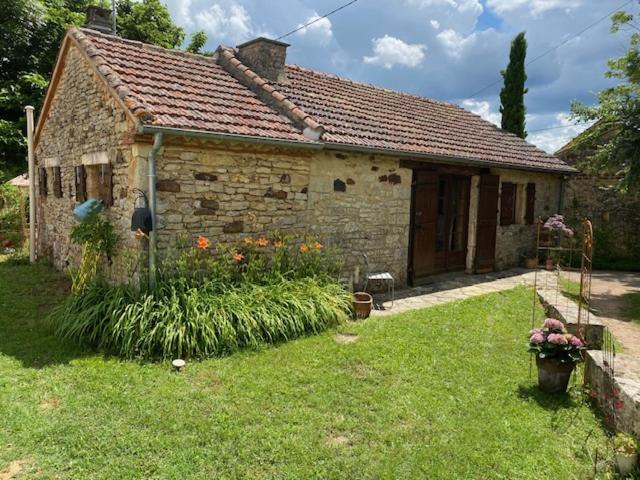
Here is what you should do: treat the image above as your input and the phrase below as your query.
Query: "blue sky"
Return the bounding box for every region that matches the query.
[165,0,638,152]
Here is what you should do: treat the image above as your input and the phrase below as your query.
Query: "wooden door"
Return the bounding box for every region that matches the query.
[410,173,471,283]
[411,171,439,279]
[475,174,499,273]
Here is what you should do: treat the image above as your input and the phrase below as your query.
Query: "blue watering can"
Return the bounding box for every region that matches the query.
[73,199,103,221]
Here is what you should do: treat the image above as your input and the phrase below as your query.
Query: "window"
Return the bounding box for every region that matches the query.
[52,166,63,198]
[75,165,87,203]
[38,167,48,198]
[85,163,114,207]
[525,183,536,225]
[500,182,516,226]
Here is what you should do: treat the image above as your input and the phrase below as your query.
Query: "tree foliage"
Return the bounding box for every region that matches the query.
[186,31,208,54]
[571,11,640,192]
[499,32,528,139]
[0,0,185,179]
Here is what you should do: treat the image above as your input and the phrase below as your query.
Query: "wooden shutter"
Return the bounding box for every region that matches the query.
[52,166,62,198]
[101,163,114,207]
[500,182,516,226]
[475,174,499,273]
[525,183,536,225]
[38,167,48,197]
[75,165,87,203]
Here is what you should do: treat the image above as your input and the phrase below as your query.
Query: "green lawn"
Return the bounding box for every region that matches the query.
[621,292,640,323]
[0,258,613,479]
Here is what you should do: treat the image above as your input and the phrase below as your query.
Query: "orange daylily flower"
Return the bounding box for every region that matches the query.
[273,240,283,249]
[232,251,245,262]
[197,236,211,250]
[243,237,255,245]
[313,242,323,250]
[256,237,269,247]
[299,243,310,253]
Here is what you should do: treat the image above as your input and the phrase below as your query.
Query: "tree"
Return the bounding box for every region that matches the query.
[116,0,184,49]
[186,31,207,54]
[499,32,528,139]
[0,0,185,178]
[571,11,640,192]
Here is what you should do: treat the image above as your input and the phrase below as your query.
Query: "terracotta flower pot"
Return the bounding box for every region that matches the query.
[353,292,373,319]
[536,356,575,393]
[615,452,638,476]
[545,258,554,271]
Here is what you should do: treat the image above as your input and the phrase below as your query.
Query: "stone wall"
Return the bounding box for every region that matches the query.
[492,168,562,270]
[146,141,412,286]
[563,174,640,261]
[35,44,141,280]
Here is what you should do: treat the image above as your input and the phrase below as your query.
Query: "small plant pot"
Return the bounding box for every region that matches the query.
[353,292,373,319]
[525,257,538,269]
[615,452,638,476]
[536,356,575,393]
[545,258,554,271]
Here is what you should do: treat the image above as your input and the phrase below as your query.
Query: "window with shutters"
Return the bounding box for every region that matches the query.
[38,167,48,198]
[500,182,516,226]
[525,183,536,225]
[52,166,63,198]
[85,163,114,207]
[75,165,87,203]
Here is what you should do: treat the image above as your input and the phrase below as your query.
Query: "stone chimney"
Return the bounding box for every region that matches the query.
[85,6,113,34]
[236,37,289,83]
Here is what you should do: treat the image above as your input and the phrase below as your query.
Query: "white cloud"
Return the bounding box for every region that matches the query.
[461,99,501,126]
[295,12,333,45]
[363,35,426,69]
[408,0,482,15]
[437,29,475,58]
[194,3,253,45]
[486,0,581,15]
[430,19,440,30]
[528,112,592,153]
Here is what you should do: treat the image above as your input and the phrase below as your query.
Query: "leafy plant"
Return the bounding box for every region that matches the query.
[528,318,585,363]
[613,433,638,455]
[52,232,351,359]
[69,211,118,294]
[52,278,351,359]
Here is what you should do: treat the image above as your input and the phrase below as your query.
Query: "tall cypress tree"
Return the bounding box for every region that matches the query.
[500,32,528,138]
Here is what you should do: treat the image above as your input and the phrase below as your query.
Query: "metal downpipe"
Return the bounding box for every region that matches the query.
[148,132,163,289]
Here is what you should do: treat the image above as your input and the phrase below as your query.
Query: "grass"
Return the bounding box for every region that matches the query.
[0,257,614,479]
[621,292,640,323]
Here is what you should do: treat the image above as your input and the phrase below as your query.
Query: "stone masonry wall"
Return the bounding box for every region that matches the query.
[35,45,141,280]
[146,141,412,286]
[492,168,562,270]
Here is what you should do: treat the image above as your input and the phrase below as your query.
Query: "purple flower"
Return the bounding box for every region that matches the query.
[543,214,574,236]
[530,333,545,344]
[569,336,584,347]
[548,333,568,345]
[543,318,565,332]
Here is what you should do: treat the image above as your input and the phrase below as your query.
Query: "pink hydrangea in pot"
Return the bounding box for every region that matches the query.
[528,318,585,393]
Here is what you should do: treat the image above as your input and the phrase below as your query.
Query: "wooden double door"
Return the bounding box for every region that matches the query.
[410,171,471,281]
[409,171,500,283]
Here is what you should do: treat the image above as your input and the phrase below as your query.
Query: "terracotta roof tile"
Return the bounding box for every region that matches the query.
[69,28,573,173]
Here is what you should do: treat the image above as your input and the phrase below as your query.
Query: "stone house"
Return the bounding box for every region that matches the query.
[33,21,575,287]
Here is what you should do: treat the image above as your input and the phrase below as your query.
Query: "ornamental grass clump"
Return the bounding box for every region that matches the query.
[52,233,352,359]
[527,318,585,364]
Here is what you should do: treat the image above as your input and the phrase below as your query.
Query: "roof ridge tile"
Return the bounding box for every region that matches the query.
[217,47,325,141]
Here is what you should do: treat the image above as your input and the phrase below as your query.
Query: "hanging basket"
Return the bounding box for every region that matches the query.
[353,292,373,319]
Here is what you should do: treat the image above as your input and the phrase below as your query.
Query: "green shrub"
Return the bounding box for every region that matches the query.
[52,278,351,359]
[0,182,25,248]
[51,232,352,359]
